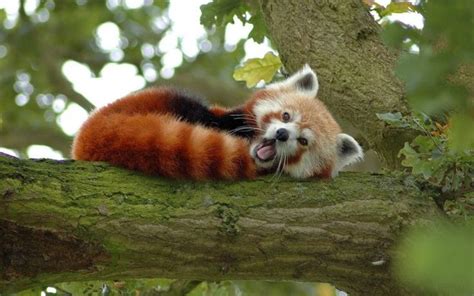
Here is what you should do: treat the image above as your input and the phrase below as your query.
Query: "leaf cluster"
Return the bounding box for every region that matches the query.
[381,0,474,151]
[378,112,472,201]
[200,0,267,43]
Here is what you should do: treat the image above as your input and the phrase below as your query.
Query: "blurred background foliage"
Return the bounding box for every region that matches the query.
[0,0,473,295]
[377,0,473,294]
[0,0,260,158]
[394,221,474,295]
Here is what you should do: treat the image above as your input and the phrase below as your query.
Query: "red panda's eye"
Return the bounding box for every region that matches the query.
[298,138,308,146]
[282,112,290,122]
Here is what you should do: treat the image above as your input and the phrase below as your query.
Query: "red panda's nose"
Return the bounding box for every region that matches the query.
[276,128,289,142]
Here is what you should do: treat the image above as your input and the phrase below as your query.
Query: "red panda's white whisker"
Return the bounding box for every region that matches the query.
[230,113,258,122]
[230,115,258,124]
[235,112,257,119]
[230,113,257,120]
[227,128,253,135]
[269,155,283,184]
[272,151,287,183]
[278,153,288,181]
[229,126,253,132]
[228,126,264,135]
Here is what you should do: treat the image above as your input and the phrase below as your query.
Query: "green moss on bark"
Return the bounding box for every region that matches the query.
[0,156,439,295]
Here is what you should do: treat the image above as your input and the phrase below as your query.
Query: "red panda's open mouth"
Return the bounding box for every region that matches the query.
[255,139,276,162]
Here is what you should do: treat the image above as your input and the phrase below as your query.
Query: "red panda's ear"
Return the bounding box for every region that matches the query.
[333,133,364,176]
[267,64,319,98]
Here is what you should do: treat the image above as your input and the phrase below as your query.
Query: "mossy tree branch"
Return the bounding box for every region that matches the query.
[0,155,440,295]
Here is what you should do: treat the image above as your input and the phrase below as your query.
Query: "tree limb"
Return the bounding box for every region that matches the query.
[0,156,440,295]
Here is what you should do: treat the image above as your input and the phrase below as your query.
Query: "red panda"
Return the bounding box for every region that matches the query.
[72,65,363,180]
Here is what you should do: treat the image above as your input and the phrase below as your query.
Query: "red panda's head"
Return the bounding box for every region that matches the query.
[246,65,363,178]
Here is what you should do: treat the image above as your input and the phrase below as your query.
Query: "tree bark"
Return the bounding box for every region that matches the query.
[259,0,413,168]
[0,155,440,295]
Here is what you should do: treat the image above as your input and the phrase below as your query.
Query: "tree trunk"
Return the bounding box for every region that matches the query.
[259,0,412,168]
[0,155,440,295]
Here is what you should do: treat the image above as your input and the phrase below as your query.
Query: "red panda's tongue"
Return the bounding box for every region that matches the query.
[257,142,276,161]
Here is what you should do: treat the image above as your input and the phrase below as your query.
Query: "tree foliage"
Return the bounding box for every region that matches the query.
[200,0,267,43]
[0,0,250,156]
[381,0,473,149]
[374,0,474,293]
[377,112,472,200]
[376,0,473,217]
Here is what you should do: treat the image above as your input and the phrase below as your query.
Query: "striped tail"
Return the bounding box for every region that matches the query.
[72,112,257,180]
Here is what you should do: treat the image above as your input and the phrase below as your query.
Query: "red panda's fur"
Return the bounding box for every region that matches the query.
[72,88,257,180]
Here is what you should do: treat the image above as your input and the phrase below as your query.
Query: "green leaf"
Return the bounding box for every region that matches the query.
[200,0,248,28]
[379,2,416,17]
[412,161,434,179]
[413,135,436,153]
[233,52,282,87]
[398,142,420,168]
[248,12,267,43]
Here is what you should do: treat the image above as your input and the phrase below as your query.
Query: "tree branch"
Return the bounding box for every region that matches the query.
[0,156,440,295]
[259,0,413,168]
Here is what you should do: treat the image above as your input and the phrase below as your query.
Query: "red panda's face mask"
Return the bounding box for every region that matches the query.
[248,65,363,178]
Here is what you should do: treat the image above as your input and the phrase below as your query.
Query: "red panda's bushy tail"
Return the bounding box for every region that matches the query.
[72,94,256,180]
